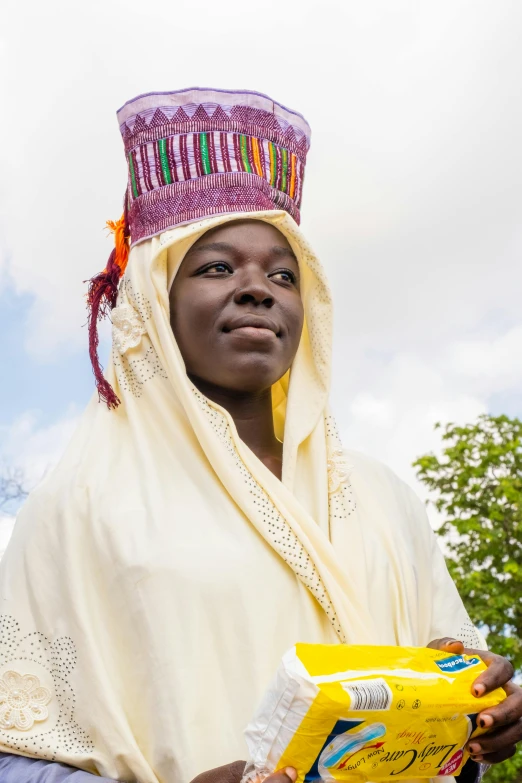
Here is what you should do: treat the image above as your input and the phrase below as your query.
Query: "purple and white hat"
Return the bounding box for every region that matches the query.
[88,88,311,410]
[117,87,311,245]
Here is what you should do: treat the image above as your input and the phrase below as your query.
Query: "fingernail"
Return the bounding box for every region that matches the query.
[472,755,483,762]
[474,684,486,697]
[469,744,481,754]
[479,714,493,728]
[285,768,297,782]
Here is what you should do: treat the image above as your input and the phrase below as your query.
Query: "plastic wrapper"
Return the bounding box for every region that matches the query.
[242,644,504,782]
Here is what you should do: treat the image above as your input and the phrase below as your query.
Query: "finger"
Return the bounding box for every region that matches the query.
[266,768,297,783]
[470,651,514,697]
[473,745,517,765]
[468,718,522,757]
[426,638,465,653]
[476,682,522,729]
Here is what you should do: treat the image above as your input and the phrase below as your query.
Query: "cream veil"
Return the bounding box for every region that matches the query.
[0,211,481,782]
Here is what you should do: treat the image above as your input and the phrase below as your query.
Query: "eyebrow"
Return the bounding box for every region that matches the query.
[270,245,298,263]
[186,241,298,263]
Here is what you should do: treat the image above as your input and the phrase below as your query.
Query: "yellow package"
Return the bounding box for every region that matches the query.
[243,644,504,782]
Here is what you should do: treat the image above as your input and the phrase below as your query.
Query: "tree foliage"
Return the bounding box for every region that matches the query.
[414,414,522,783]
[414,414,522,669]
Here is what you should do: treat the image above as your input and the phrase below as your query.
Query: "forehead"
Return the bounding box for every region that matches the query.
[188,219,294,254]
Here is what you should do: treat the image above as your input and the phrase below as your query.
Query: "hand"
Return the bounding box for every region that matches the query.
[190,761,297,783]
[427,637,522,764]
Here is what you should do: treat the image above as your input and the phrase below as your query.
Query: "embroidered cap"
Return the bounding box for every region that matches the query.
[87,87,311,409]
[118,87,311,245]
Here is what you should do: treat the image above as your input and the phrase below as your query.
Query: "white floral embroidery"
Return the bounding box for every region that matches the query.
[112,304,146,355]
[0,671,51,731]
[327,448,350,494]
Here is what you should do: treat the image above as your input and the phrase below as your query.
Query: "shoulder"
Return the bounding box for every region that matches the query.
[342,448,431,534]
[342,448,415,499]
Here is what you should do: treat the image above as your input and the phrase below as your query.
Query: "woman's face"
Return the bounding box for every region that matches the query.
[170,220,304,393]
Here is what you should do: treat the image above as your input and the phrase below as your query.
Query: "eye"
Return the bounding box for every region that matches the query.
[196,261,233,276]
[269,269,297,285]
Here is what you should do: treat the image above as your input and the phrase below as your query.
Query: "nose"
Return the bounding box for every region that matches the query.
[233,266,274,308]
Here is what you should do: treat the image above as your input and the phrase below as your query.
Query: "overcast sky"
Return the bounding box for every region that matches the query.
[1,0,521,539]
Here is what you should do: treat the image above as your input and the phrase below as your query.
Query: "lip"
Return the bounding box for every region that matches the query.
[224,314,281,337]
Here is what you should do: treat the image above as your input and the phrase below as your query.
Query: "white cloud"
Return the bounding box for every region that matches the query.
[0,409,79,491]
[2,0,521,353]
[0,408,78,555]
[332,345,488,502]
[350,394,396,430]
[448,326,522,392]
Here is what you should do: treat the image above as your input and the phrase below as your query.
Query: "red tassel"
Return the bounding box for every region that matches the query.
[86,212,130,409]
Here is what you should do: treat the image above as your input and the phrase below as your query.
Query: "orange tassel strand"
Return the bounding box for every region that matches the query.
[106,214,130,279]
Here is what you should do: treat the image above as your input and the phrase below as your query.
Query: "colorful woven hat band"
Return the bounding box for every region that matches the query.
[119,87,311,245]
[87,87,311,408]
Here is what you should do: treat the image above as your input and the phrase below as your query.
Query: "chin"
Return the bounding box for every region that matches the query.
[227,374,280,394]
[220,357,286,393]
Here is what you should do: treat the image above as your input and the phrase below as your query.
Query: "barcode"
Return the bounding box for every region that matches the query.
[341,678,392,711]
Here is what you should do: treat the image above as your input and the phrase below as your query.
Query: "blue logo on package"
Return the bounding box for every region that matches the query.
[436,655,481,673]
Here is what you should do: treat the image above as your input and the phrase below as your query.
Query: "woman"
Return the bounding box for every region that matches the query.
[0,88,520,783]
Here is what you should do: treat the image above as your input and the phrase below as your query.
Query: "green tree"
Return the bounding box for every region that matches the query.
[414,414,522,783]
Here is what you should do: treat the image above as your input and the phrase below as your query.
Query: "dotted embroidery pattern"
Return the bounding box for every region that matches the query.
[458,619,483,650]
[127,214,350,640]
[191,388,345,642]
[325,415,356,527]
[123,278,152,322]
[112,280,168,398]
[113,344,168,398]
[0,616,93,760]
